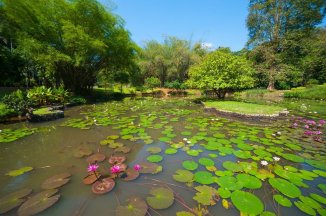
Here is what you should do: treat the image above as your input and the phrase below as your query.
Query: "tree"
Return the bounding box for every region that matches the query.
[145,77,160,90]
[187,50,255,98]
[247,0,326,89]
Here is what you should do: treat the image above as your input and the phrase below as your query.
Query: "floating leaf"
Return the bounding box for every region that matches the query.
[0,188,32,214]
[108,142,124,149]
[313,169,326,177]
[109,155,127,165]
[222,161,243,172]
[230,190,264,215]
[299,196,321,209]
[146,187,174,209]
[182,161,198,171]
[198,158,214,167]
[193,185,218,205]
[86,153,106,164]
[310,193,326,204]
[165,148,177,155]
[139,162,162,174]
[269,178,301,198]
[261,211,276,216]
[236,174,262,189]
[217,188,231,198]
[176,211,195,216]
[73,146,92,158]
[186,149,200,156]
[282,153,304,163]
[318,184,326,193]
[306,160,326,170]
[216,176,243,191]
[173,170,193,183]
[146,147,162,154]
[6,167,33,177]
[121,168,139,181]
[83,172,101,185]
[116,196,147,216]
[294,201,316,216]
[107,135,119,140]
[194,171,214,185]
[273,194,292,207]
[234,150,252,159]
[41,172,71,189]
[222,199,230,209]
[92,178,115,194]
[114,146,131,154]
[146,155,163,163]
[17,189,60,216]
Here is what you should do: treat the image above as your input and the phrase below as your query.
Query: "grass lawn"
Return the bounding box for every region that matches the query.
[204,101,284,115]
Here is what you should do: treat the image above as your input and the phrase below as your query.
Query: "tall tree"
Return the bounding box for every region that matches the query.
[247,0,326,89]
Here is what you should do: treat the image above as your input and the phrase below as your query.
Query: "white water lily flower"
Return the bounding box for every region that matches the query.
[187,141,191,144]
[183,138,188,141]
[261,160,268,166]
[273,156,280,161]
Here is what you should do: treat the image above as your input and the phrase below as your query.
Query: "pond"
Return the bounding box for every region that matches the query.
[0,97,325,216]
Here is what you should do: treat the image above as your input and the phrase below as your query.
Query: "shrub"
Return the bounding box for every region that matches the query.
[145,77,160,90]
[2,90,32,115]
[69,96,87,105]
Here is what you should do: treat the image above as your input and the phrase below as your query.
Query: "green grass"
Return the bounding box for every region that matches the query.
[33,108,53,115]
[284,84,326,100]
[205,101,284,115]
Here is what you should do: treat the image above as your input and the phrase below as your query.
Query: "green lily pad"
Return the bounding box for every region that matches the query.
[198,158,214,167]
[176,211,195,216]
[299,196,321,209]
[310,193,326,204]
[116,196,147,216]
[234,150,252,159]
[6,167,33,177]
[231,190,264,215]
[236,174,262,189]
[216,176,243,191]
[194,171,214,185]
[208,154,218,158]
[313,169,326,177]
[146,147,162,154]
[217,188,231,198]
[109,142,124,149]
[165,148,177,155]
[261,211,276,216]
[282,153,304,163]
[306,160,326,170]
[193,185,218,205]
[222,161,243,172]
[107,135,119,140]
[269,178,301,198]
[182,161,198,171]
[294,201,316,216]
[173,170,194,183]
[273,194,292,207]
[318,184,326,193]
[146,155,163,163]
[146,187,174,209]
[186,149,200,156]
[0,188,32,214]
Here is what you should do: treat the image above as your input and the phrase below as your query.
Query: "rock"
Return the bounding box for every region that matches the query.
[279,109,289,116]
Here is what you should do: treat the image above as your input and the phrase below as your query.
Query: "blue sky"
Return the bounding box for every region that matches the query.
[101,0,325,51]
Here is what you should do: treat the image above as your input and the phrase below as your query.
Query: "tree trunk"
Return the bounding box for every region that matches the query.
[267,79,275,91]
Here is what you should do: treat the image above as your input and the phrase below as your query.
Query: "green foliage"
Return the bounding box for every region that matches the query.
[27,86,68,106]
[2,90,32,114]
[68,95,87,105]
[164,80,187,90]
[284,84,326,100]
[144,77,161,90]
[0,103,16,121]
[187,50,255,98]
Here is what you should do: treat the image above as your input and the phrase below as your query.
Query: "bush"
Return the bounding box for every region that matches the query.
[0,103,17,121]
[145,77,160,90]
[284,84,326,100]
[164,80,187,90]
[68,95,87,105]
[27,86,68,106]
[2,90,32,115]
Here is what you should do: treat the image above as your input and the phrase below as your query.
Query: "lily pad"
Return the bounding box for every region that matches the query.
[198,158,214,167]
[222,161,243,172]
[86,153,106,164]
[217,188,231,198]
[146,155,163,163]
[216,176,243,191]
[6,167,33,177]
[83,172,101,185]
[313,169,326,177]
[294,201,316,216]
[114,146,131,154]
[109,155,127,165]
[116,196,147,216]
[306,160,326,170]
[165,148,177,155]
[41,172,71,189]
[299,196,321,209]
[0,188,32,214]
[234,150,252,159]
[193,185,218,205]
[194,171,214,185]
[73,146,92,158]
[310,193,326,204]
[138,162,162,174]
[121,168,140,181]
[273,194,292,207]
[146,187,174,209]
[186,149,200,156]
[108,142,124,149]
[17,189,60,216]
[176,211,195,216]
[146,147,162,154]
[92,178,115,194]
[107,135,119,140]
[282,153,304,163]
[173,170,193,183]
[182,161,198,171]
[236,174,262,189]
[269,178,301,198]
[231,190,264,215]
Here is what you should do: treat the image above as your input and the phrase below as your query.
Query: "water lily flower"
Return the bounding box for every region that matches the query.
[110,165,120,174]
[319,120,326,125]
[293,123,298,127]
[260,161,268,166]
[273,157,280,162]
[187,141,191,144]
[304,125,309,129]
[133,164,141,171]
[87,164,99,172]
[183,138,188,141]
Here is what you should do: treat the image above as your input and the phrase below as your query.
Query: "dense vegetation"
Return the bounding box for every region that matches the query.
[0,0,325,108]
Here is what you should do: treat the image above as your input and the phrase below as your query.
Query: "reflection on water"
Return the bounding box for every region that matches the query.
[0,97,325,216]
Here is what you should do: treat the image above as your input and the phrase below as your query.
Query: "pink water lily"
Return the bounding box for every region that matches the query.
[110,165,120,174]
[133,164,141,171]
[87,164,99,172]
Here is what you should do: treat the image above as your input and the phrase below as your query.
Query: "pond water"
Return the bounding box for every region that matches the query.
[0,97,325,216]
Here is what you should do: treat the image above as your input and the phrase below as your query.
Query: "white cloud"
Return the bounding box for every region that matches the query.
[201,42,214,50]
